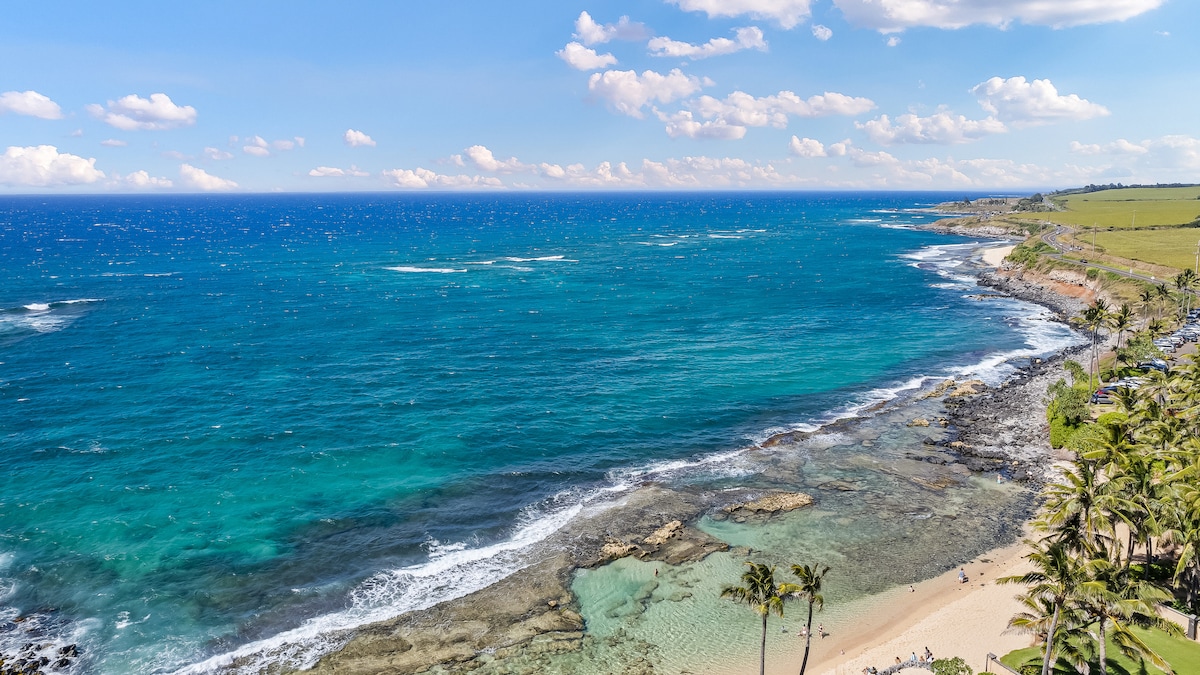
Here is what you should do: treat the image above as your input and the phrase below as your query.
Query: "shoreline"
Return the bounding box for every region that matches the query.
[269,238,1087,675]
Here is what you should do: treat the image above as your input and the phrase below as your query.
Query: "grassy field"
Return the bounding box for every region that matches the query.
[1092,228,1200,272]
[1010,187,1200,229]
[1001,626,1200,675]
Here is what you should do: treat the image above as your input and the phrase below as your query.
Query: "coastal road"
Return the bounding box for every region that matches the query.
[1037,223,1171,287]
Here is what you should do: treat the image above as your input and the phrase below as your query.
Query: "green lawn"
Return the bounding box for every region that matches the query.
[1001,627,1200,675]
[1092,228,1200,272]
[1011,188,1200,229]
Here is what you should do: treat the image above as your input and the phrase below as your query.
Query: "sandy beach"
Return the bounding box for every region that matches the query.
[982,244,1016,268]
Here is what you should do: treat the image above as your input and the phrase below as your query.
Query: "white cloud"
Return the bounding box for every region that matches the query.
[789,136,827,157]
[243,136,271,156]
[648,27,767,60]
[100,139,127,147]
[811,24,833,40]
[1069,139,1150,155]
[461,145,531,173]
[382,167,503,189]
[833,0,1165,32]
[272,137,304,151]
[588,69,711,118]
[0,145,105,186]
[573,11,649,46]
[204,147,234,160]
[309,165,370,177]
[668,0,813,29]
[86,93,197,131]
[971,76,1108,125]
[180,163,238,191]
[661,111,749,140]
[113,170,173,189]
[0,90,63,119]
[887,36,901,47]
[556,156,788,188]
[557,42,618,71]
[344,129,376,147]
[858,112,1007,144]
[687,90,875,128]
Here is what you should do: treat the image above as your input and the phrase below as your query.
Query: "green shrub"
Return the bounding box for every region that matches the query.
[931,657,973,675]
[1097,411,1128,427]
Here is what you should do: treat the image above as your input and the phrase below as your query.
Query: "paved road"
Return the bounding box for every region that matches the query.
[1038,223,1170,287]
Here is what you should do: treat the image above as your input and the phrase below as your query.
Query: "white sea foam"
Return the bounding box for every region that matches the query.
[499,255,575,263]
[173,492,600,674]
[23,303,50,312]
[1,299,104,337]
[386,266,467,274]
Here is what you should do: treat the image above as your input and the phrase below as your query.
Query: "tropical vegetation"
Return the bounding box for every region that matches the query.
[1001,295,1200,674]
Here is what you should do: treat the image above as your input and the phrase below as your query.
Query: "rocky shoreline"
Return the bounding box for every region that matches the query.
[277,245,1088,675]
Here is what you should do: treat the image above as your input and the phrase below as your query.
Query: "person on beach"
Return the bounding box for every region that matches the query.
[957,568,965,583]
[818,623,826,638]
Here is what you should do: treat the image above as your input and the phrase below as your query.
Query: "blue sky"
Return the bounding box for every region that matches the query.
[1,0,1196,192]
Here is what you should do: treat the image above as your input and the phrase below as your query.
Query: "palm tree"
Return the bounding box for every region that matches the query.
[1175,269,1197,317]
[999,540,1092,675]
[1073,561,1176,675]
[1073,299,1110,392]
[722,562,800,675]
[1110,303,1135,353]
[1156,283,1173,320]
[1139,287,1156,327]
[789,563,830,675]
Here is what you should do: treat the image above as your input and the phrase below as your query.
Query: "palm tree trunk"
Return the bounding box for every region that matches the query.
[799,601,814,675]
[1127,529,1136,570]
[1042,603,1061,675]
[760,612,767,675]
[1098,617,1107,675]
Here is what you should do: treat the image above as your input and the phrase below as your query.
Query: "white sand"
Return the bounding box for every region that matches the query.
[981,245,1015,268]
[804,538,1035,675]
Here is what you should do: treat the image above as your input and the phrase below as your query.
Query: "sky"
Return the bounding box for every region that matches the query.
[1,0,1197,193]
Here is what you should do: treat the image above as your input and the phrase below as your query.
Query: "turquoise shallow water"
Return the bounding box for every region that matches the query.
[0,193,1076,672]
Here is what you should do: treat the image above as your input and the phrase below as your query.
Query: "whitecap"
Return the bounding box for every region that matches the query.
[386,266,467,274]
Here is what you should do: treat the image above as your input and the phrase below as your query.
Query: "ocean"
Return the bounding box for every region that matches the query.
[0,192,1080,673]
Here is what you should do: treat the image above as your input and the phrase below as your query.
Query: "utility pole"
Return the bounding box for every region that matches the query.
[1195,239,1199,274]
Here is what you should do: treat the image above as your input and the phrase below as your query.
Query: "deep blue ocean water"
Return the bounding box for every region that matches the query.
[0,193,1076,673]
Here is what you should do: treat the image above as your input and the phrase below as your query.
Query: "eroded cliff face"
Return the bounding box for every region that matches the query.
[980,264,1107,321]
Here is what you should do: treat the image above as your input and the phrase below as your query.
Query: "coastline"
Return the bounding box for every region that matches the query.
[272,236,1091,675]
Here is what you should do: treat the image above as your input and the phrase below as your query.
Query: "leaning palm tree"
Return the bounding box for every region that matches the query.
[1175,269,1197,317]
[722,562,800,675]
[999,540,1093,675]
[790,563,830,675]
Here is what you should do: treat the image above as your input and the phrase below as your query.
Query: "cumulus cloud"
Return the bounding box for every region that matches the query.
[100,139,127,147]
[309,165,370,177]
[180,163,237,191]
[0,145,105,186]
[558,156,788,188]
[682,90,875,133]
[833,0,1165,32]
[648,27,767,60]
[661,111,749,140]
[0,90,63,119]
[858,112,1007,144]
[86,93,197,131]
[382,167,503,189]
[811,24,833,40]
[971,76,1109,125]
[789,136,827,157]
[273,137,304,151]
[668,0,813,29]
[588,69,711,118]
[573,11,649,45]
[557,42,618,71]
[204,147,234,160]
[887,36,902,47]
[113,170,173,189]
[344,129,376,147]
[459,145,531,173]
[243,136,271,156]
